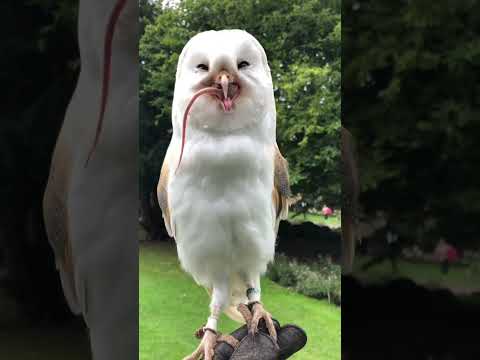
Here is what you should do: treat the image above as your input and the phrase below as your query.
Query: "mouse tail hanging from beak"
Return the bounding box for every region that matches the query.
[85,0,128,168]
[175,87,222,174]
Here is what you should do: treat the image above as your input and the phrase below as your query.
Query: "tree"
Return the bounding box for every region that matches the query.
[343,0,480,247]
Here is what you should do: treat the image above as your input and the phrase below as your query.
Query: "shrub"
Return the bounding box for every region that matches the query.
[266,254,341,305]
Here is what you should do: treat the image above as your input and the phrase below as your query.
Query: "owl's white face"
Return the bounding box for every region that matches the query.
[172,30,275,134]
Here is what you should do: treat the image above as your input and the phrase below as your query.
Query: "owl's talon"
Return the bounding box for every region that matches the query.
[194,325,206,339]
[248,302,277,341]
[183,328,218,360]
[249,302,277,342]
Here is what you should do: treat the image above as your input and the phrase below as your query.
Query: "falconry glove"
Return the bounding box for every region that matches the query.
[213,303,307,360]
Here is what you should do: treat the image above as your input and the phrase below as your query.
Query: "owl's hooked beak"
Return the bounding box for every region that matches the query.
[214,71,240,112]
[219,73,229,99]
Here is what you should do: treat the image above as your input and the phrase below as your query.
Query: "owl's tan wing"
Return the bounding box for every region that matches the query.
[273,144,292,227]
[43,141,80,313]
[157,152,174,238]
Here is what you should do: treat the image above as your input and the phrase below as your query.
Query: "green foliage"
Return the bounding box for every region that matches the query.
[343,0,480,245]
[139,0,158,35]
[139,0,341,207]
[266,254,341,305]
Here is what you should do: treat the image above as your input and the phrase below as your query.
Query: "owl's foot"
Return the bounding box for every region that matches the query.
[249,302,277,341]
[183,327,218,360]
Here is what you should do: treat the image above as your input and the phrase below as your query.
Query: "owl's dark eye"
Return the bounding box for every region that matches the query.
[238,61,250,69]
[196,64,209,71]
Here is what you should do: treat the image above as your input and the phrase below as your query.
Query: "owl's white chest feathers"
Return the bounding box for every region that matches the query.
[168,122,276,287]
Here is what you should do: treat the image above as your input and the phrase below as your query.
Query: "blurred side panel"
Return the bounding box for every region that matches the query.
[342,0,480,359]
[0,1,139,359]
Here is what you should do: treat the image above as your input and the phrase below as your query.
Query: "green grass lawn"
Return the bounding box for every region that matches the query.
[288,211,340,229]
[352,255,480,294]
[140,242,340,360]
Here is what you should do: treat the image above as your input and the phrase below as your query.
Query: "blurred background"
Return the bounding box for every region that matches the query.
[138,1,341,359]
[0,1,90,359]
[343,0,480,292]
[343,0,480,359]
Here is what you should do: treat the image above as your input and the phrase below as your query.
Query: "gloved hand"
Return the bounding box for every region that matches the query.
[213,303,307,360]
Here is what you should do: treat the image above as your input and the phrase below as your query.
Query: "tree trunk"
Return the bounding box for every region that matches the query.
[341,127,360,274]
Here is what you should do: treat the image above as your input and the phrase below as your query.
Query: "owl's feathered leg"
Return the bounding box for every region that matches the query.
[245,275,277,341]
[183,276,231,360]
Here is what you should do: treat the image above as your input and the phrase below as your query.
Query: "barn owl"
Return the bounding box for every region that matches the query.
[158,30,291,359]
[43,1,137,359]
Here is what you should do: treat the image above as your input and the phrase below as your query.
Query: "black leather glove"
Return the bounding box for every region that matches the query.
[214,304,307,360]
